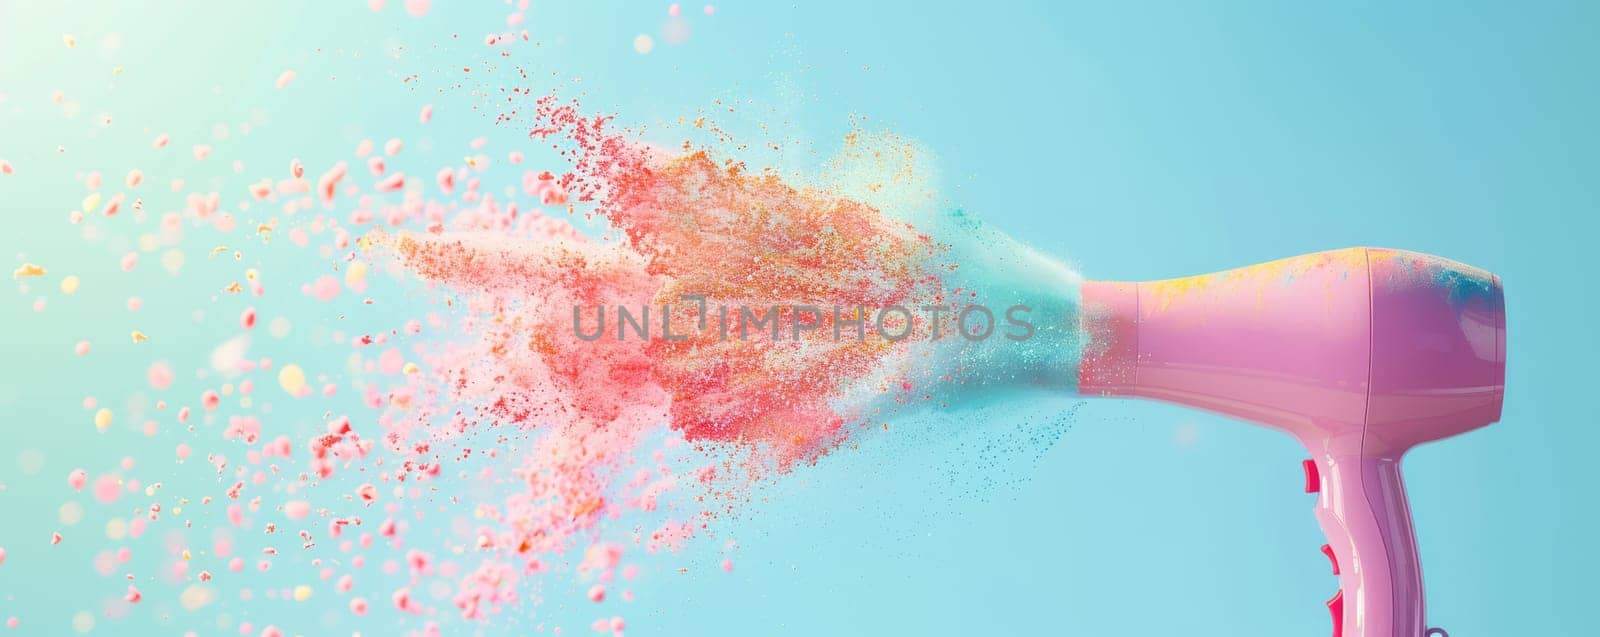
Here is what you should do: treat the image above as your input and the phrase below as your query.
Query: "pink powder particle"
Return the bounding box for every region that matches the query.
[587,585,605,602]
[125,170,143,187]
[176,443,191,460]
[350,598,368,615]
[275,70,297,89]
[193,145,211,160]
[5,617,15,629]
[68,469,87,491]
[378,348,404,375]
[284,501,311,520]
[721,558,733,572]
[50,532,61,545]
[125,585,142,603]
[0,546,6,566]
[101,193,123,217]
[0,160,11,175]
[393,587,422,613]
[705,4,716,15]
[74,341,90,356]
[405,549,432,575]
[126,297,143,312]
[668,3,681,16]
[202,390,221,411]
[306,275,340,301]
[152,133,170,149]
[248,180,272,200]
[317,162,347,205]
[377,173,406,192]
[384,138,403,156]
[241,308,257,330]
[120,252,138,272]
[404,0,431,17]
[419,104,434,124]
[357,483,379,506]
[92,475,120,504]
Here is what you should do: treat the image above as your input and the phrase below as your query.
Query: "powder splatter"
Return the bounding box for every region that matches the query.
[8,38,1086,637]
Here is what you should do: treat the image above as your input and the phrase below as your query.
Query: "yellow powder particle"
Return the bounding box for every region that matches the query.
[278,364,306,396]
[345,260,369,287]
[94,408,113,430]
[161,249,185,275]
[70,611,92,634]
[59,502,84,526]
[105,518,127,540]
[178,585,215,611]
[60,275,80,294]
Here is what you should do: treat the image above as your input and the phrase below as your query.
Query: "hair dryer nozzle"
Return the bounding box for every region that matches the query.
[1078,246,1505,454]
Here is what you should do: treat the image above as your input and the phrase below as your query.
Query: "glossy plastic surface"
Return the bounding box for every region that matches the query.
[1078,247,1506,637]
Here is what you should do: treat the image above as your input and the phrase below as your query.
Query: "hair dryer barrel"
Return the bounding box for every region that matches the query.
[1077,246,1505,637]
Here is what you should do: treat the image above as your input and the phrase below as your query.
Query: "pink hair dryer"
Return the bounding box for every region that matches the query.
[1077,247,1505,637]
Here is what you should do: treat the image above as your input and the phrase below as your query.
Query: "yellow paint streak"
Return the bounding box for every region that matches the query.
[1142,247,1367,313]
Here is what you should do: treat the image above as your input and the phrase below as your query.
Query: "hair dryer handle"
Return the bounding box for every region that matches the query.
[1310,453,1427,637]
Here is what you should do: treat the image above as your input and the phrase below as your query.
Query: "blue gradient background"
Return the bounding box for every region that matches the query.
[1,1,1594,635]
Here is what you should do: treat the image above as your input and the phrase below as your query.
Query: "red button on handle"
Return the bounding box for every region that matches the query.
[1327,589,1344,637]
[1303,459,1320,493]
